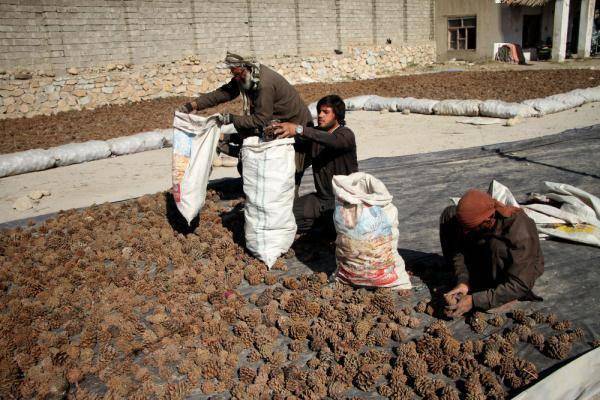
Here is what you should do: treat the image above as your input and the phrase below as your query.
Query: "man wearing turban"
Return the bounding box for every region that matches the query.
[178,52,312,186]
[439,189,544,318]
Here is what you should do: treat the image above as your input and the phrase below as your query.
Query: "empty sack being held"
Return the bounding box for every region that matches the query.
[172,112,221,225]
[333,172,412,289]
[242,137,297,268]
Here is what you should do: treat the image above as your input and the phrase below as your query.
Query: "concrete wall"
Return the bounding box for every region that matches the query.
[0,0,438,120]
[0,0,434,73]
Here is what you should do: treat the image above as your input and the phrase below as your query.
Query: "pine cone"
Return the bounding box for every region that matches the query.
[551,320,572,332]
[438,385,461,400]
[511,309,527,324]
[529,332,545,349]
[544,336,572,360]
[530,310,545,324]
[487,315,506,327]
[404,356,428,379]
[354,363,379,392]
[443,363,462,380]
[413,376,436,398]
[414,301,428,314]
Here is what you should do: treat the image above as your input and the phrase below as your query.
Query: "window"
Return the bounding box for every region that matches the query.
[448,17,476,50]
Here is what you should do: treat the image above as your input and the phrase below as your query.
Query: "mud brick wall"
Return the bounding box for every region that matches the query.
[0,0,435,119]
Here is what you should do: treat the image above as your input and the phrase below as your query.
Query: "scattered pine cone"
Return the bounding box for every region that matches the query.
[412,376,437,398]
[529,332,545,349]
[487,315,506,327]
[414,301,428,314]
[551,320,572,332]
[544,336,572,360]
[438,385,461,400]
[545,313,558,325]
[443,363,462,380]
[468,313,487,334]
[354,363,380,392]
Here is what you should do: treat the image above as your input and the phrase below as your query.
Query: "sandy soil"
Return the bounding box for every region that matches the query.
[1,102,598,224]
[1,68,600,154]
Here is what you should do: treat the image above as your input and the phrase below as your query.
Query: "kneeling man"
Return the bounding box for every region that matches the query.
[440,189,544,317]
[273,95,358,236]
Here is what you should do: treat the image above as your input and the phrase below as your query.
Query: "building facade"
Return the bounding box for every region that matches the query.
[435,0,598,62]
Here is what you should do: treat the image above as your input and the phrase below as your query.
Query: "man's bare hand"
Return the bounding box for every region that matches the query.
[273,122,297,138]
[445,294,473,318]
[445,282,469,298]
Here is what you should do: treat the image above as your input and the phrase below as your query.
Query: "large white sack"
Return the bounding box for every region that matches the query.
[242,137,296,268]
[479,100,539,118]
[0,149,55,178]
[345,95,377,111]
[523,92,585,115]
[433,99,481,117]
[48,140,111,167]
[392,97,439,114]
[362,95,396,111]
[108,131,166,156]
[547,92,586,108]
[332,172,412,289]
[569,86,600,103]
[522,98,569,115]
[172,112,221,224]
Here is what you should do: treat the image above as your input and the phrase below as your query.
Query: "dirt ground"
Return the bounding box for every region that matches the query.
[1,68,600,154]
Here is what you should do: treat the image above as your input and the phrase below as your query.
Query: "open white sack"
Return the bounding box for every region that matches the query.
[242,137,297,268]
[172,112,221,224]
[332,172,412,289]
[489,181,600,247]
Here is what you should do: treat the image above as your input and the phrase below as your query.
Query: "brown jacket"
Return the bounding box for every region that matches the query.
[194,64,312,134]
[296,125,358,206]
[441,206,544,310]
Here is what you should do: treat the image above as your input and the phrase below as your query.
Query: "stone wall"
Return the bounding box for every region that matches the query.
[0,44,436,119]
[0,0,436,119]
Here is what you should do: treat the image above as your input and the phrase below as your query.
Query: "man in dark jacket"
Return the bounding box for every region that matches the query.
[178,52,312,182]
[440,189,544,317]
[273,95,358,235]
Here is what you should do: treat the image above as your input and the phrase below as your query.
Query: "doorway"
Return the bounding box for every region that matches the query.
[523,14,542,48]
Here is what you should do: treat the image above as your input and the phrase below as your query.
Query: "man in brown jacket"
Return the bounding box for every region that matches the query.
[440,189,544,317]
[178,52,312,183]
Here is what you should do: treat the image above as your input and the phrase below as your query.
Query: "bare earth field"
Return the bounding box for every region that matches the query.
[1,69,600,154]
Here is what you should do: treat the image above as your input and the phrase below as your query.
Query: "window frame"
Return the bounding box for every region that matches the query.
[447,16,477,51]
